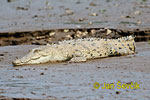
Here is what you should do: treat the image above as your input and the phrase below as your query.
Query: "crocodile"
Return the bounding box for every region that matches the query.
[12,36,136,66]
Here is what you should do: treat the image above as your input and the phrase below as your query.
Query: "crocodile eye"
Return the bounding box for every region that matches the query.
[33,49,40,53]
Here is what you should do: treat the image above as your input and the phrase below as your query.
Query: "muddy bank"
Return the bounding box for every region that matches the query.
[0,0,150,99]
[0,28,150,46]
[0,42,150,99]
[0,0,150,46]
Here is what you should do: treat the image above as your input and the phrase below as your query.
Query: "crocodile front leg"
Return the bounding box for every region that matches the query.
[69,50,87,63]
[70,56,87,63]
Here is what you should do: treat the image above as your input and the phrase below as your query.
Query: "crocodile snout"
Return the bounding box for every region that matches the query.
[12,59,23,66]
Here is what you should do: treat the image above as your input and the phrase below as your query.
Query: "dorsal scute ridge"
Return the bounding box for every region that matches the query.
[47,35,134,45]
[117,35,134,42]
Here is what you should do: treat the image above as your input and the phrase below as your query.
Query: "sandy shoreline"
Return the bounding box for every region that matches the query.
[0,42,150,99]
[0,0,150,99]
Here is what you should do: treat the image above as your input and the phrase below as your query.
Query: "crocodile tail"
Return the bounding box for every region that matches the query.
[118,35,135,42]
[116,35,136,52]
[126,35,136,52]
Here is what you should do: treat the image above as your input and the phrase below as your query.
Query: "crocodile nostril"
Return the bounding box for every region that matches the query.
[12,59,21,66]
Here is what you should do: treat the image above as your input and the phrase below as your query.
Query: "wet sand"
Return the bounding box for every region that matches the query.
[0,42,150,99]
[0,0,150,46]
[0,0,150,99]
[0,0,150,33]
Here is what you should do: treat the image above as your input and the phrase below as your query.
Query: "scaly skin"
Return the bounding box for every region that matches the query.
[12,36,136,66]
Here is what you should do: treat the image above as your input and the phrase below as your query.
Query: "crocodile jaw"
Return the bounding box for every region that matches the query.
[12,59,24,66]
[12,48,46,66]
[12,55,50,66]
[12,49,67,66]
[12,53,53,66]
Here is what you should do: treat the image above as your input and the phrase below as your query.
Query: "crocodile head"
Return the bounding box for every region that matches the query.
[12,46,55,66]
[12,45,68,66]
